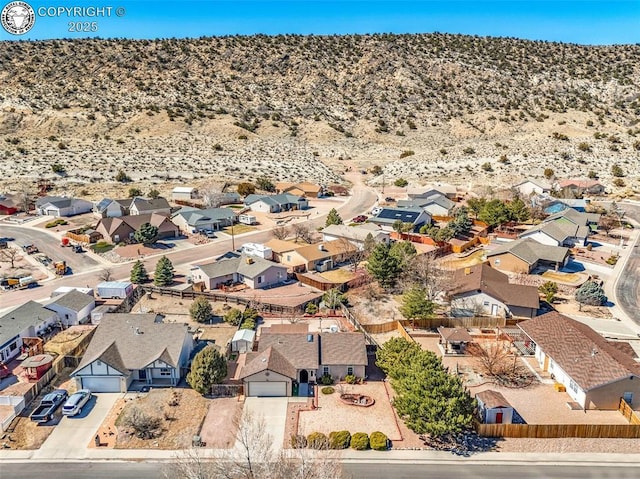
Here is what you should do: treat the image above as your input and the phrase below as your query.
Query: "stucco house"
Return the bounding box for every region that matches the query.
[0,301,59,363]
[519,209,599,247]
[407,184,457,200]
[95,213,179,243]
[275,181,322,198]
[476,390,515,424]
[321,223,390,249]
[513,179,553,197]
[244,194,308,213]
[486,238,570,274]
[368,207,431,232]
[35,196,93,217]
[240,330,368,397]
[397,193,455,217]
[128,197,172,216]
[44,290,96,326]
[171,206,235,234]
[191,253,288,290]
[71,313,193,393]
[276,239,356,272]
[450,263,539,318]
[518,312,640,410]
[557,179,605,196]
[263,239,306,263]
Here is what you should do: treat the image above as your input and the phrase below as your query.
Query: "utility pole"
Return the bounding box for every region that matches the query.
[381,173,385,194]
[231,222,235,251]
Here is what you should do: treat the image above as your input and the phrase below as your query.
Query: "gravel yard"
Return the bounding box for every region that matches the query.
[198,397,243,448]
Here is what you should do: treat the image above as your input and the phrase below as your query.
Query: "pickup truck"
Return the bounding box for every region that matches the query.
[30,389,68,423]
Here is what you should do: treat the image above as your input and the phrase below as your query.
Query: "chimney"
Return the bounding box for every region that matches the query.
[464,267,471,275]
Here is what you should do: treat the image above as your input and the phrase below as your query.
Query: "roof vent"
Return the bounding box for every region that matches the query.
[246,257,254,264]
[318,243,325,251]
[307,334,313,342]
[134,327,143,335]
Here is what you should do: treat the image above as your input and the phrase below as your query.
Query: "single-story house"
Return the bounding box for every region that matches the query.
[0,301,59,363]
[231,329,256,353]
[191,253,288,290]
[240,330,367,397]
[95,213,179,243]
[437,327,473,354]
[557,179,605,196]
[321,223,390,249]
[450,263,539,319]
[171,206,235,234]
[407,184,457,200]
[171,186,198,201]
[397,193,455,217]
[263,239,306,263]
[0,193,24,215]
[44,290,96,326]
[275,181,322,198]
[519,209,599,247]
[128,197,172,216]
[513,179,553,197]
[368,207,431,232]
[94,198,128,218]
[35,196,93,217]
[486,238,570,274]
[277,239,357,272]
[71,313,194,392]
[244,194,308,213]
[476,390,515,424]
[518,312,640,410]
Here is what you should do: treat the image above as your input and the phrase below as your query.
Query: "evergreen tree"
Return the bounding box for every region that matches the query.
[153,256,174,286]
[190,296,213,323]
[400,286,435,320]
[325,208,343,226]
[363,233,376,255]
[237,182,256,196]
[478,199,510,227]
[130,260,149,284]
[187,345,227,395]
[322,288,345,310]
[134,222,159,245]
[507,197,531,222]
[539,281,558,303]
[466,197,486,219]
[575,280,607,308]
[366,243,401,289]
[389,240,416,271]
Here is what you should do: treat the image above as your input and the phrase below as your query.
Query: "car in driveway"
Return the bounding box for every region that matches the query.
[30,389,68,423]
[352,215,368,223]
[62,389,92,416]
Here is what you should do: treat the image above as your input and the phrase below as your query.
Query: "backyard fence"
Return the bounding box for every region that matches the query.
[360,317,507,335]
[341,305,378,346]
[618,398,640,425]
[474,421,640,439]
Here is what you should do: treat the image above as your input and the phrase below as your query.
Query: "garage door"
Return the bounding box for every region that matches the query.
[80,376,122,393]
[247,381,286,397]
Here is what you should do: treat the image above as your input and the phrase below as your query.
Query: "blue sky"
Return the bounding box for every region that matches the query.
[1,1,638,44]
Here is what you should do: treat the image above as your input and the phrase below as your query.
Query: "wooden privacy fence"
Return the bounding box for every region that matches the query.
[210,384,243,397]
[359,317,507,334]
[475,421,640,439]
[618,398,640,425]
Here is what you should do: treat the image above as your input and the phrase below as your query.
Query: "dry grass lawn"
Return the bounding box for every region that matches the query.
[541,270,588,286]
[44,325,94,356]
[319,268,356,283]
[439,250,485,270]
[115,388,209,449]
[222,224,257,235]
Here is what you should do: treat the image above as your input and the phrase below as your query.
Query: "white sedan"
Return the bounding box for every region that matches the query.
[62,389,92,416]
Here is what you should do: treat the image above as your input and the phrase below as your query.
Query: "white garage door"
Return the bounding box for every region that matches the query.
[248,381,286,397]
[81,376,122,393]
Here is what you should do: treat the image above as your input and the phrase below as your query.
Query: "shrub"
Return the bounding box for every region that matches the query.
[399,150,414,159]
[240,318,256,330]
[370,431,389,451]
[224,308,243,326]
[290,434,307,449]
[305,303,318,315]
[123,407,161,439]
[307,432,329,449]
[463,147,475,154]
[320,374,334,385]
[321,386,335,395]
[344,374,357,384]
[329,430,351,450]
[481,162,493,172]
[350,432,370,450]
[394,178,408,187]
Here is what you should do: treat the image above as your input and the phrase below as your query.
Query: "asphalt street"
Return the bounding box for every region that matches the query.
[1,461,639,479]
[612,202,640,327]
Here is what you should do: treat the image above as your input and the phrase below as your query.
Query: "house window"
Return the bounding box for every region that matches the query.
[550,359,555,371]
[9,341,17,351]
[323,366,329,376]
[257,276,263,284]
[286,255,291,262]
[159,368,172,376]
[569,379,578,394]
[347,366,354,376]
[483,301,489,306]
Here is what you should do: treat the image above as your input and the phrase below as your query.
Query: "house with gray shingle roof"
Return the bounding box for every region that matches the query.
[71,313,193,392]
[191,253,287,290]
[486,238,570,274]
[244,194,308,213]
[397,193,455,216]
[0,301,59,362]
[368,207,431,232]
[45,290,96,326]
[518,312,640,410]
[35,196,93,217]
[239,328,367,397]
[519,208,599,247]
[171,206,236,234]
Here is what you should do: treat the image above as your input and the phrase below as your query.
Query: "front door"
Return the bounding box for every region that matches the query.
[624,392,634,405]
[495,412,504,424]
[138,369,147,380]
[491,304,499,316]
[299,370,309,384]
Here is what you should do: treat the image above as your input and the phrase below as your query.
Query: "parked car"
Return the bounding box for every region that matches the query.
[71,244,83,253]
[30,389,68,423]
[352,215,368,223]
[384,197,395,202]
[62,389,92,416]
[203,230,216,239]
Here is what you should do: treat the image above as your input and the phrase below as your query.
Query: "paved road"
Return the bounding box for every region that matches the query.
[1,461,639,479]
[611,202,640,327]
[0,187,377,310]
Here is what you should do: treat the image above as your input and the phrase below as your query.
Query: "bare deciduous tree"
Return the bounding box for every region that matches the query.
[338,238,365,272]
[292,223,314,243]
[200,182,227,208]
[164,411,342,479]
[403,253,452,301]
[98,267,113,282]
[0,247,21,268]
[272,225,289,240]
[469,341,534,387]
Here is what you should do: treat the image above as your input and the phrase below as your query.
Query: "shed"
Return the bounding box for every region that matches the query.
[231,329,256,353]
[476,390,514,424]
[437,327,473,354]
[21,354,54,381]
[172,186,197,201]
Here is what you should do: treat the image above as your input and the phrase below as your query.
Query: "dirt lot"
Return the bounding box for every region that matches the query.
[198,397,243,448]
[347,288,403,326]
[114,388,210,449]
[0,247,49,281]
[44,325,95,356]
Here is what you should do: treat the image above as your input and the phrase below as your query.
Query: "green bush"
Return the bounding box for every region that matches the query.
[307,432,329,450]
[320,374,334,385]
[240,318,256,330]
[45,218,68,228]
[370,431,389,451]
[321,386,335,395]
[329,430,351,450]
[290,434,307,449]
[344,374,357,384]
[350,432,370,450]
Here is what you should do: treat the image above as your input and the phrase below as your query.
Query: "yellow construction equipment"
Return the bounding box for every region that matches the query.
[54,261,67,276]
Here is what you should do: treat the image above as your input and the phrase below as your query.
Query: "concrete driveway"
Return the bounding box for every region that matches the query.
[242,397,290,450]
[33,393,122,459]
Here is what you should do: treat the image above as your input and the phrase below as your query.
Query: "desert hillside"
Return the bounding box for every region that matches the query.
[1,33,639,196]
